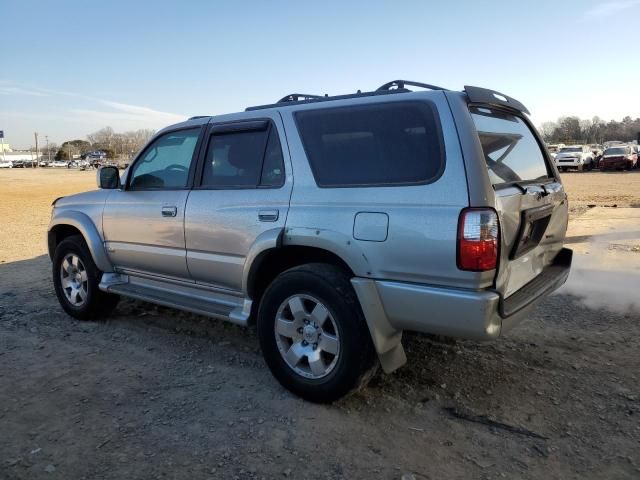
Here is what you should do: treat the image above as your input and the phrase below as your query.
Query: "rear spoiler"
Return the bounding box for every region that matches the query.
[464,86,530,115]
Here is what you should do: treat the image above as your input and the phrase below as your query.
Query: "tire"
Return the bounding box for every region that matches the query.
[587,161,594,171]
[257,263,378,403]
[52,235,119,320]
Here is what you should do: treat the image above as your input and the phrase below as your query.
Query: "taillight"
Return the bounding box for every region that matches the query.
[457,208,500,271]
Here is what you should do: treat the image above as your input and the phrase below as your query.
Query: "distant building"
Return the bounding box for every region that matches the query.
[3,151,42,161]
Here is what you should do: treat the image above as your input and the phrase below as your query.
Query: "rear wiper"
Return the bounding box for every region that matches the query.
[498,181,527,193]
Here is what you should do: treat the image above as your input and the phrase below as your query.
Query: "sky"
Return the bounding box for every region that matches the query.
[1,0,640,149]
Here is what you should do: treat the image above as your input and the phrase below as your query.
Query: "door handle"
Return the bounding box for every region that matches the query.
[258,209,279,222]
[161,206,177,217]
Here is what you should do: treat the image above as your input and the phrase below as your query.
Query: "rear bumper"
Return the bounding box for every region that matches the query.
[360,248,572,341]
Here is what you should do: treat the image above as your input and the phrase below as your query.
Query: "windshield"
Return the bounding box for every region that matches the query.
[559,147,582,153]
[604,147,628,155]
[470,107,551,186]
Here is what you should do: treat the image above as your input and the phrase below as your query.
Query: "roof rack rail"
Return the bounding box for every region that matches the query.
[245,81,447,111]
[377,80,448,92]
[277,93,325,103]
[188,115,210,120]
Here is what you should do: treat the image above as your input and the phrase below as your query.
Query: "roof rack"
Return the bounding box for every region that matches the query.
[188,115,210,120]
[245,79,449,111]
[376,79,448,92]
[277,93,325,103]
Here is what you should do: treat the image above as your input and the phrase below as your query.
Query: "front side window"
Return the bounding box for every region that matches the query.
[470,107,552,186]
[129,128,200,189]
[201,126,284,188]
[295,102,444,187]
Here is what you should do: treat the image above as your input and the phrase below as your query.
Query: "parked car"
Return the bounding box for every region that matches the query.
[51,160,68,168]
[600,145,637,170]
[39,160,50,167]
[0,159,13,168]
[11,160,25,168]
[554,145,595,171]
[68,159,90,169]
[47,81,572,402]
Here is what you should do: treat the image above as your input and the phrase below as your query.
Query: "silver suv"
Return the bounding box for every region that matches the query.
[48,80,572,403]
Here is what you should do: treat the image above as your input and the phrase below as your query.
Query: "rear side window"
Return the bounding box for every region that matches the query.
[470,107,552,186]
[295,102,444,187]
[201,127,284,188]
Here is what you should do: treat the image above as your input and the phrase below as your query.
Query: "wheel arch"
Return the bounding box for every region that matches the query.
[246,244,356,310]
[48,211,113,272]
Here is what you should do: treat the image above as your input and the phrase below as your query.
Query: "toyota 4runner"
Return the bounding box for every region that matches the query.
[48,80,572,403]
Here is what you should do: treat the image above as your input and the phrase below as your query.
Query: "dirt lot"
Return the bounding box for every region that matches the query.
[1,169,639,479]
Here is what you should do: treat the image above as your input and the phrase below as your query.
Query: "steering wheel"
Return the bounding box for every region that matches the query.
[165,164,189,173]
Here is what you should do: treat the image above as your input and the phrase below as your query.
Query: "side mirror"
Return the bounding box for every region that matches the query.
[97,166,121,189]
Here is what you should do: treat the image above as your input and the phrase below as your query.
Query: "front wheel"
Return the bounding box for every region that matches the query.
[257,263,378,403]
[52,235,119,320]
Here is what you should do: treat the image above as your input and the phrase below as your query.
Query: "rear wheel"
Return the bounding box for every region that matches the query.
[257,263,377,403]
[52,235,119,320]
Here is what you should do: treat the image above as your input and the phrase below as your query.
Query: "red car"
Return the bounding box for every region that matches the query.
[600,145,637,171]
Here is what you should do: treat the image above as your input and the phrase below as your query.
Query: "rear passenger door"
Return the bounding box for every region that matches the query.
[184,115,292,292]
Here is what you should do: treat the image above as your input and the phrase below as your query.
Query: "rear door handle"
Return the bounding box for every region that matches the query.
[258,209,279,222]
[161,206,177,217]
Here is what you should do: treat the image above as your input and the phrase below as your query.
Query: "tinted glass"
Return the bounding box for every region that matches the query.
[201,127,285,188]
[260,128,285,187]
[470,107,551,186]
[202,129,267,187]
[129,128,200,189]
[296,102,444,187]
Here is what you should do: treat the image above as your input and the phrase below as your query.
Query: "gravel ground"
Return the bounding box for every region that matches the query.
[0,168,639,479]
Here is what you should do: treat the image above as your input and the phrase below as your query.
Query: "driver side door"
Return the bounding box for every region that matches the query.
[102,126,204,281]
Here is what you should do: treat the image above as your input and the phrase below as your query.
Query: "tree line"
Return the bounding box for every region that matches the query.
[54,127,155,160]
[539,116,640,145]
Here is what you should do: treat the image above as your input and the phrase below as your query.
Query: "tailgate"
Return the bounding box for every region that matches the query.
[469,106,569,298]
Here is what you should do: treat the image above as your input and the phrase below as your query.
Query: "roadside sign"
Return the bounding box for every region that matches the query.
[0,130,4,139]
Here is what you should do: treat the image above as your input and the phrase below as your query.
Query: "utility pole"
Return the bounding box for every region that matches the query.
[45,135,51,164]
[34,132,39,168]
[0,130,5,164]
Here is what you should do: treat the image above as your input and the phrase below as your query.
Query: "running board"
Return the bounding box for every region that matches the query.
[99,273,252,327]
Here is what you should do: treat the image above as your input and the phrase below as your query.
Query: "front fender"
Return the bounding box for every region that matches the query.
[48,210,113,272]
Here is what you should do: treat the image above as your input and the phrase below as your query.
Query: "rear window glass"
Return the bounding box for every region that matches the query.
[470,107,551,186]
[295,102,444,187]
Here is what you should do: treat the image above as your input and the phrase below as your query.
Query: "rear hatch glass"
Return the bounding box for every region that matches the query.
[469,106,567,299]
[470,107,552,187]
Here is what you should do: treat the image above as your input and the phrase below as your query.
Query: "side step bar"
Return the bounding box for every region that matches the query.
[99,273,252,326]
